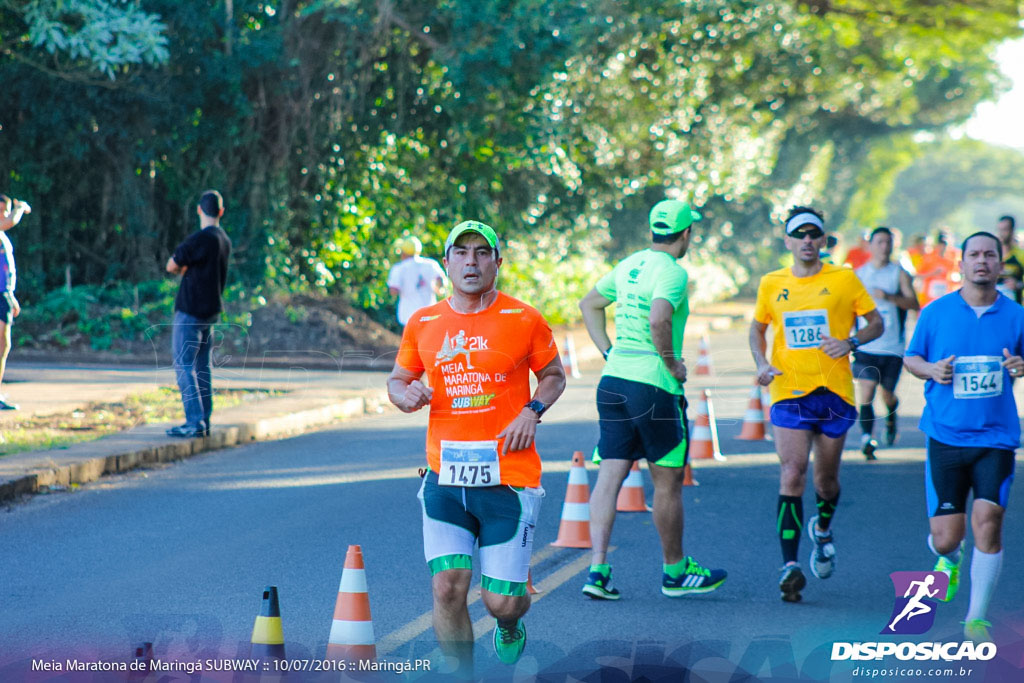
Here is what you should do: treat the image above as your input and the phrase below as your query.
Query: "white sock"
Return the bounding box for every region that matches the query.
[927,534,961,564]
[965,548,1002,622]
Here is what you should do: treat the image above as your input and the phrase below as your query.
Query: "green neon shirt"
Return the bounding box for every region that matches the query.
[595,249,689,395]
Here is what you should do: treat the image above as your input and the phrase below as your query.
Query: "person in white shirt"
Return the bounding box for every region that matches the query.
[852,226,919,459]
[387,236,446,327]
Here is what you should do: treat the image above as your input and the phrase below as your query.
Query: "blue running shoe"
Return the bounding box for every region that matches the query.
[582,567,621,600]
[807,514,836,579]
[662,556,727,597]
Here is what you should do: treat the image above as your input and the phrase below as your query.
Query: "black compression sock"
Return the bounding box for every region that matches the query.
[858,404,875,438]
[777,495,803,564]
[815,490,840,531]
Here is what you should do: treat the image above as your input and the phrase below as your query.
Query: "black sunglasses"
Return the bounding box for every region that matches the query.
[791,228,824,239]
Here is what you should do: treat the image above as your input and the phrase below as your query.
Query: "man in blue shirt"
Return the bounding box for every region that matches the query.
[904,231,1024,644]
[0,194,31,411]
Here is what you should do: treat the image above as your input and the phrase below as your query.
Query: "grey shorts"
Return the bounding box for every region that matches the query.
[418,470,544,595]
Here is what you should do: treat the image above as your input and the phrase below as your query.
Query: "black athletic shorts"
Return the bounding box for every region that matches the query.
[925,437,1015,516]
[595,375,689,467]
[852,351,904,393]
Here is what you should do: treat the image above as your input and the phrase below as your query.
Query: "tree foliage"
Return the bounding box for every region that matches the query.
[0,0,1020,324]
[886,138,1024,236]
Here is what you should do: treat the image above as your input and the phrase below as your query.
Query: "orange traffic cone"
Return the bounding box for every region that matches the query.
[551,451,592,548]
[695,335,712,376]
[689,389,722,460]
[326,545,376,663]
[683,463,698,487]
[738,381,768,440]
[562,334,581,379]
[616,461,650,512]
[527,570,540,595]
[250,586,286,662]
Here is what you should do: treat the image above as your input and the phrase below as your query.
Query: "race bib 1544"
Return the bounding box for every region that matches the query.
[952,356,1003,399]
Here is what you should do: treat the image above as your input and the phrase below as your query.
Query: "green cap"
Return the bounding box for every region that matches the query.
[444,220,500,254]
[649,200,701,235]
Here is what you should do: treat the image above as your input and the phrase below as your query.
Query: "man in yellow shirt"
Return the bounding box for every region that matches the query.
[749,206,883,603]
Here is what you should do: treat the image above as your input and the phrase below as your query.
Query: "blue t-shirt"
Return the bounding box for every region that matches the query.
[905,290,1024,450]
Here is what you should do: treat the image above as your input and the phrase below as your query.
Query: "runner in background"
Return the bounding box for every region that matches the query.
[852,227,919,459]
[388,236,447,328]
[843,232,871,270]
[918,231,959,307]
[995,215,1024,303]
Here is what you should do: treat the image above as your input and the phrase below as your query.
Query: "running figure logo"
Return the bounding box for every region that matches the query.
[435,330,475,368]
[882,571,948,635]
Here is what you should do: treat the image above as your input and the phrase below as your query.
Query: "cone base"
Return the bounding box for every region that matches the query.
[327,643,376,662]
[550,538,592,548]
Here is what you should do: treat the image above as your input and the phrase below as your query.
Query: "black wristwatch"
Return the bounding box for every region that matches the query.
[846,335,860,352]
[602,346,613,361]
[524,399,548,417]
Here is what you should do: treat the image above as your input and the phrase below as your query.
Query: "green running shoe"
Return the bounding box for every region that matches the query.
[962,619,992,644]
[493,619,526,665]
[934,549,963,602]
[661,556,727,597]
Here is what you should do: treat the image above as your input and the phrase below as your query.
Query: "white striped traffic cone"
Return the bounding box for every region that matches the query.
[689,389,724,461]
[616,461,650,512]
[562,334,581,379]
[695,335,712,376]
[551,451,592,548]
[738,381,768,441]
[326,545,376,663]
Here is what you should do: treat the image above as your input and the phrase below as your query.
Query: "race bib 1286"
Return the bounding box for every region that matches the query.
[783,309,830,349]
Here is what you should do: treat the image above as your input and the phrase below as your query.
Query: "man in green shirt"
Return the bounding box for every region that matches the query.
[577,199,727,600]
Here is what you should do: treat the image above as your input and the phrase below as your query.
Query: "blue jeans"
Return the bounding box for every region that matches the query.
[171,311,218,429]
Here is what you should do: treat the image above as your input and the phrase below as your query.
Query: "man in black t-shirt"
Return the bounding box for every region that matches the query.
[165,190,232,437]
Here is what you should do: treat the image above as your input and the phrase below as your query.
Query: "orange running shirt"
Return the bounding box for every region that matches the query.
[396,291,560,488]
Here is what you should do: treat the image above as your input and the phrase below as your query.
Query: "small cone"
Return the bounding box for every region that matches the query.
[250,586,286,662]
[689,389,721,460]
[738,381,768,441]
[695,335,712,376]
[527,570,540,595]
[327,545,376,663]
[562,334,581,379]
[616,462,650,512]
[551,451,592,548]
[683,463,698,486]
[129,642,153,679]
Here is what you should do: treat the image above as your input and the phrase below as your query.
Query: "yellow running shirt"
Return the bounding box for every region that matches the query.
[754,264,876,406]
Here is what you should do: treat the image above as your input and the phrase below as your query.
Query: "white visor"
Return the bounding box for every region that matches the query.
[785,212,824,235]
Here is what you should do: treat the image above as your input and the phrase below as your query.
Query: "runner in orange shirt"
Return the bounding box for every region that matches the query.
[388,220,565,676]
[842,233,871,270]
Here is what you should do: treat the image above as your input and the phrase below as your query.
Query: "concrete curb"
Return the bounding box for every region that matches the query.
[0,391,387,505]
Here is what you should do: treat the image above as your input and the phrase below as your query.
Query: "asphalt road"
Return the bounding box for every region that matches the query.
[2,331,1023,682]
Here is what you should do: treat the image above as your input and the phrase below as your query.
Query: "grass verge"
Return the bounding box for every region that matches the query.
[0,387,283,458]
